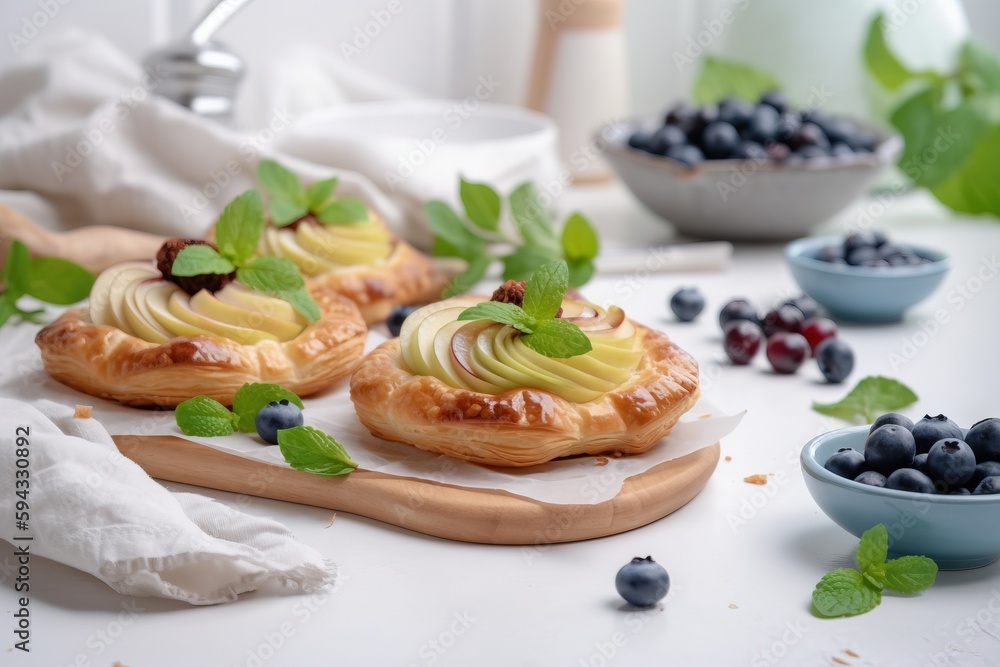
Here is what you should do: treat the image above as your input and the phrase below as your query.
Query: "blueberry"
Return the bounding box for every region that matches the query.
[926,438,977,490]
[718,97,755,130]
[688,104,720,140]
[815,338,854,384]
[870,412,915,433]
[885,468,936,494]
[950,487,972,495]
[731,140,768,160]
[747,105,780,144]
[967,461,1000,490]
[818,117,857,145]
[615,556,670,607]
[843,232,880,253]
[255,399,304,445]
[815,245,844,263]
[665,102,697,131]
[967,417,1000,463]
[825,447,867,480]
[700,121,741,159]
[796,145,830,159]
[775,112,802,142]
[830,142,854,158]
[758,89,787,114]
[664,144,704,167]
[387,305,419,338]
[627,131,652,151]
[864,425,915,475]
[912,414,963,455]
[718,298,759,329]
[846,246,880,266]
[669,287,705,322]
[854,471,887,487]
[912,452,929,475]
[782,295,819,321]
[765,142,791,161]
[648,125,688,155]
[790,122,830,150]
[973,477,1000,495]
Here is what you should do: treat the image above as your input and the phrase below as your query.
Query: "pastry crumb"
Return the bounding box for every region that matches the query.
[743,474,769,485]
[611,451,623,458]
[326,514,337,528]
[595,457,609,466]
[112,662,130,667]
[728,603,738,609]
[74,405,92,419]
[698,413,712,419]
[724,455,732,462]
[845,650,859,658]
[832,658,849,666]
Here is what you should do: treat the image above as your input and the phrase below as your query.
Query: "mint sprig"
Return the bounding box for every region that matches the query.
[175,395,239,437]
[812,376,918,423]
[278,425,357,476]
[425,178,600,297]
[458,260,592,359]
[171,190,321,321]
[0,240,94,329]
[692,55,781,104]
[812,524,937,618]
[256,159,367,226]
[231,382,304,433]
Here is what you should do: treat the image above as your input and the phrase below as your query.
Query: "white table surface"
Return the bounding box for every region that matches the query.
[2,183,999,667]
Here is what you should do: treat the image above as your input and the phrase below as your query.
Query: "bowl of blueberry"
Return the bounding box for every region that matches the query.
[605,90,902,241]
[801,414,1000,570]
[785,232,951,323]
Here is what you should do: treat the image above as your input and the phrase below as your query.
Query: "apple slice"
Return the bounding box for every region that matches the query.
[90,262,159,329]
[296,222,391,265]
[215,282,305,325]
[123,279,174,343]
[270,227,340,276]
[146,282,215,338]
[167,291,278,344]
[189,288,303,341]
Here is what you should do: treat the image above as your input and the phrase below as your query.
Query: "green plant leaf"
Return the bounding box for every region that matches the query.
[501,245,559,282]
[306,178,339,212]
[443,255,490,298]
[425,200,485,257]
[170,245,237,277]
[522,259,568,321]
[26,258,95,305]
[521,317,592,359]
[317,198,368,225]
[270,199,309,227]
[216,190,265,264]
[232,382,304,433]
[460,178,501,232]
[278,425,356,476]
[257,159,305,204]
[560,212,599,262]
[692,55,781,104]
[567,258,595,288]
[175,395,237,437]
[856,524,889,572]
[4,240,31,300]
[929,122,1000,217]
[0,296,17,328]
[882,556,938,594]
[812,568,882,618]
[509,183,559,252]
[237,257,320,321]
[863,14,916,91]
[458,301,536,333]
[812,376,918,423]
[276,288,322,322]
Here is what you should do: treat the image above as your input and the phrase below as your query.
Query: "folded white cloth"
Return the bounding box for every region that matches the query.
[0,398,335,605]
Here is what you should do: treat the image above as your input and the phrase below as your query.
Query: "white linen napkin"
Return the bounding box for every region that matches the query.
[0,397,336,605]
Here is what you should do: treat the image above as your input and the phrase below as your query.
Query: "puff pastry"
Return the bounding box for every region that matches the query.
[350,321,700,467]
[36,283,366,408]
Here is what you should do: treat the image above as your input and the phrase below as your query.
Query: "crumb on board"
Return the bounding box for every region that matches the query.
[724,456,732,462]
[112,662,130,667]
[596,456,609,466]
[611,451,623,458]
[698,413,712,419]
[832,658,849,666]
[845,650,859,658]
[743,474,769,485]
[74,404,92,419]
[728,603,738,609]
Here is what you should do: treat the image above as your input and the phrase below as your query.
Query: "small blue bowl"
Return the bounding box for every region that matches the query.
[801,426,1000,570]
[785,236,951,322]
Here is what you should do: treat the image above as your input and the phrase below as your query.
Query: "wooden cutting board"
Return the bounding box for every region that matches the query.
[112,435,720,545]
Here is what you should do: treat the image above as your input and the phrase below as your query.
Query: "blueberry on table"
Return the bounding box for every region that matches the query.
[912,414,963,455]
[825,447,867,480]
[664,144,704,167]
[762,305,804,337]
[718,298,760,329]
[973,477,1000,495]
[765,331,810,374]
[815,338,854,384]
[759,89,788,114]
[669,287,705,322]
[648,125,688,155]
[255,399,304,445]
[854,471,887,487]
[700,121,741,159]
[926,439,977,490]
[387,305,419,338]
[864,425,916,475]
[615,556,670,607]
[966,417,1000,462]
[885,468,936,494]
[870,412,915,433]
[723,320,763,365]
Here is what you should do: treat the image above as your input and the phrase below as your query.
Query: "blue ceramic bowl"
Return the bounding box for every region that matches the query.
[785,236,951,322]
[801,426,1000,570]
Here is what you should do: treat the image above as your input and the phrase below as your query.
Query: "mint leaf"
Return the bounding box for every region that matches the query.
[232,382,304,433]
[26,257,94,305]
[856,524,889,572]
[175,395,237,437]
[270,199,309,227]
[170,244,237,277]
[510,183,559,252]
[216,190,265,264]
[257,159,305,205]
[237,257,320,321]
[930,122,1000,217]
[522,259,568,321]
[567,258,595,288]
[501,245,559,282]
[561,213,598,261]
[443,255,490,298]
[460,178,501,232]
[863,15,916,91]
[425,200,485,257]
[693,55,780,104]
[306,178,338,212]
[317,198,368,225]
[521,317,592,358]
[278,425,356,476]
[812,568,882,618]
[883,556,938,594]
[458,302,536,333]
[961,41,1000,92]
[0,297,17,329]
[812,376,918,423]
[277,288,322,322]
[4,240,31,300]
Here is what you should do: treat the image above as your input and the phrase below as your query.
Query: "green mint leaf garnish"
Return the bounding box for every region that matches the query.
[257,159,306,206]
[175,395,238,437]
[0,240,95,330]
[692,55,781,104]
[882,556,938,594]
[317,198,368,225]
[0,297,17,329]
[812,568,882,618]
[278,425,357,476]
[442,255,490,298]
[460,178,501,232]
[270,199,309,227]
[171,245,237,277]
[216,190,265,264]
[521,317,592,358]
[237,256,321,322]
[856,524,889,572]
[863,15,918,91]
[522,258,568,321]
[4,240,31,300]
[458,302,535,333]
[232,382,304,433]
[561,212,599,263]
[509,183,559,253]
[306,178,339,211]
[812,376,918,423]
[425,200,486,258]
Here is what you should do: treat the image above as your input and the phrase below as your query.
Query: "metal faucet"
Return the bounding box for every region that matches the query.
[143,0,253,124]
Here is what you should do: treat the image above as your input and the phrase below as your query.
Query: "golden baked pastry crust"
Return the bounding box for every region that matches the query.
[35,287,366,408]
[349,324,700,467]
